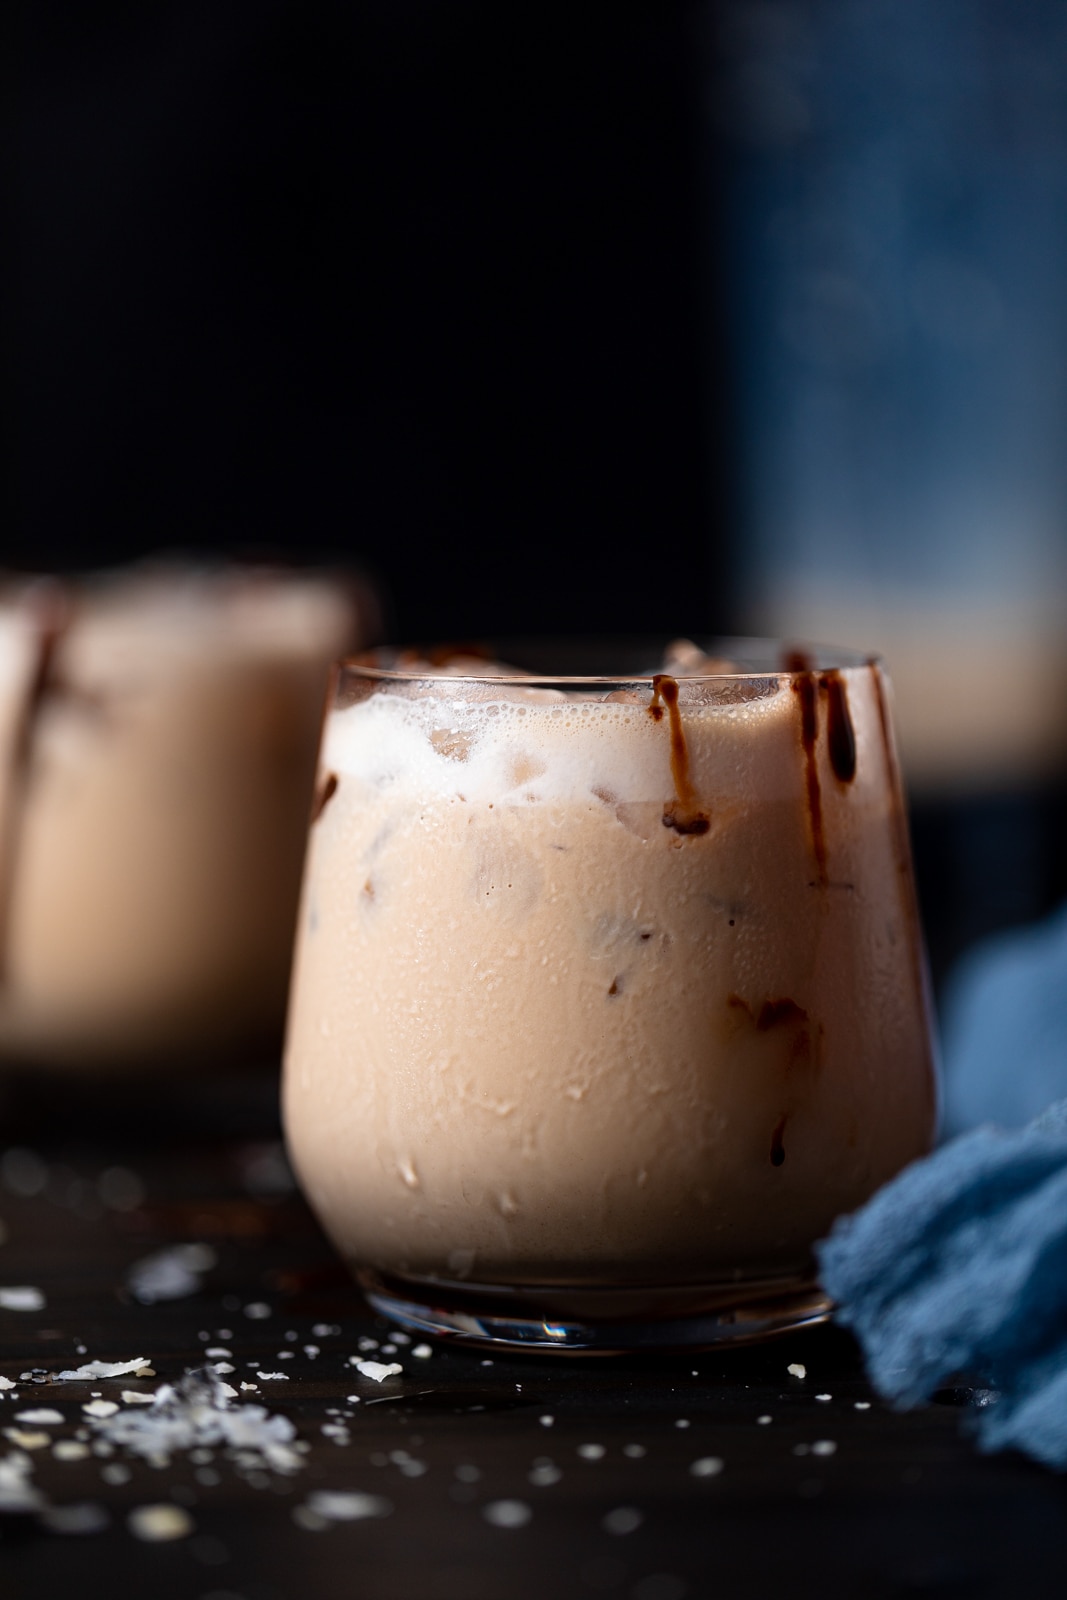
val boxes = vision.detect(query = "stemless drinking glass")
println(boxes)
[283,641,937,1352]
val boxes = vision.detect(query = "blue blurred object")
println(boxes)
[941,901,1067,1137]
[818,1099,1067,1470]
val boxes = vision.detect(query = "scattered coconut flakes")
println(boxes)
[120,1391,156,1406]
[127,1503,194,1542]
[787,1363,807,1379]
[483,1499,532,1529]
[100,1463,131,1485]
[240,1383,258,1392]
[40,1501,110,1535]
[690,1457,724,1478]
[85,1368,303,1475]
[529,1462,562,1486]
[255,1372,289,1382]
[603,1507,644,1536]
[205,1348,231,1359]
[303,1490,392,1522]
[53,1441,91,1461]
[811,1440,838,1456]
[0,1377,15,1392]
[0,1449,44,1512]
[757,1415,773,1425]
[351,1360,402,1383]
[56,1358,153,1381]
[126,1244,217,1305]
[815,1393,832,1403]
[854,1401,871,1411]
[4,1429,50,1450]
[674,1419,690,1429]
[577,1443,605,1461]
[211,1363,235,1375]
[244,1302,272,1320]
[622,1444,646,1459]
[83,1401,119,1419]
[412,1343,433,1359]
[0,1287,45,1313]
[539,1415,554,1428]
[16,1409,63,1425]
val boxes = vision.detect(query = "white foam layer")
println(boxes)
[322,683,794,806]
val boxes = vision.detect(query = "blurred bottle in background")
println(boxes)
[711,0,1067,984]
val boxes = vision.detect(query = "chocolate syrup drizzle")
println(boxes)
[647,674,710,836]
[0,583,73,982]
[782,651,857,885]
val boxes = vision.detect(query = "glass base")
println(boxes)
[359,1269,832,1355]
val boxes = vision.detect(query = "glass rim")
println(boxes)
[337,636,881,686]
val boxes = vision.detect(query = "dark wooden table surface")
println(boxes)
[1,1068,1064,1600]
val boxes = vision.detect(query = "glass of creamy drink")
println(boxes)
[284,641,937,1352]
[0,563,375,1069]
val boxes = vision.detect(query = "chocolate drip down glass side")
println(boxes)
[282,641,937,1352]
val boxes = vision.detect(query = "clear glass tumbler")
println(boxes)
[283,641,937,1352]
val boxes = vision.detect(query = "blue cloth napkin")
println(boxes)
[941,900,1067,1137]
[817,1098,1067,1469]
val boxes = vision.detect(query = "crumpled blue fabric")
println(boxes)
[941,900,1067,1137]
[817,1098,1067,1469]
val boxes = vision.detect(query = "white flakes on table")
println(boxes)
[351,1359,403,1383]
[255,1373,289,1382]
[83,1401,119,1419]
[689,1457,724,1478]
[243,1302,272,1320]
[787,1363,807,1380]
[211,1363,235,1375]
[357,1337,379,1352]
[126,1244,217,1305]
[53,1441,91,1461]
[539,1415,554,1428]
[100,1463,131,1486]
[275,1351,295,1360]
[577,1443,606,1461]
[623,1444,646,1459]
[0,1287,45,1313]
[674,1419,690,1429]
[854,1401,871,1411]
[815,1393,832,1403]
[757,1415,772,1425]
[86,1368,304,1475]
[483,1499,532,1529]
[40,1501,110,1535]
[240,1383,258,1392]
[127,1503,195,1542]
[56,1358,153,1381]
[528,1460,562,1486]
[811,1440,838,1457]
[0,1449,44,1512]
[205,1348,232,1359]
[603,1506,644,1536]
[16,1409,63,1426]
[412,1344,433,1360]
[3,1429,50,1450]
[0,1377,15,1392]
[305,1489,392,1522]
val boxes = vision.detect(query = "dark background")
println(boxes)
[13,1,726,642]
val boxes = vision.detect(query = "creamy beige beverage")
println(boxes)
[284,644,936,1339]
[0,565,374,1066]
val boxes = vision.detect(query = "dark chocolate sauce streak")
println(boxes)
[820,670,856,784]
[789,669,826,885]
[756,998,808,1032]
[770,1115,787,1167]
[311,771,339,822]
[647,674,710,836]
[0,583,73,983]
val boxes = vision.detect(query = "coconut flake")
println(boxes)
[56,1358,153,1381]
[0,1287,45,1313]
[127,1503,194,1542]
[15,1409,63,1426]
[87,1368,303,1475]
[0,1450,44,1512]
[351,1360,403,1383]
[126,1245,217,1305]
